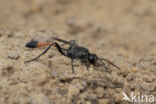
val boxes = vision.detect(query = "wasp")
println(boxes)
[25,37,120,73]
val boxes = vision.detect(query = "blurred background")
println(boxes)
[0,0,156,57]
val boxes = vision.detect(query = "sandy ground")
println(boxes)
[0,0,156,104]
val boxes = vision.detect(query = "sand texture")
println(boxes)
[0,0,156,104]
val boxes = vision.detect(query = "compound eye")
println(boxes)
[89,55,94,60]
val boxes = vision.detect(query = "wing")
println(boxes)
[52,37,69,44]
[52,37,77,46]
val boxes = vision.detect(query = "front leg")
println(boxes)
[80,59,90,71]
[99,60,108,72]
[85,62,89,71]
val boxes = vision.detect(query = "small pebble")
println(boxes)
[58,88,68,95]
[85,101,92,104]
[114,93,123,103]
[30,32,50,42]
[86,93,97,101]
[0,30,13,37]
[94,87,104,98]
[51,71,60,78]
[99,99,109,104]
[2,65,14,76]
[88,80,98,89]
[74,81,87,92]
[137,58,151,70]
[126,73,136,81]
[68,85,79,96]
[142,75,154,83]
[8,51,20,60]
[140,82,150,91]
[30,93,53,104]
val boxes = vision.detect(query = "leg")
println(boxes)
[25,42,68,63]
[55,43,77,73]
[80,59,89,71]
[54,42,67,56]
[85,64,89,71]
[103,62,108,72]
[99,60,108,72]
[71,59,75,73]
[84,62,89,71]
[25,44,53,63]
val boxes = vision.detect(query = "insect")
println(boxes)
[25,37,120,73]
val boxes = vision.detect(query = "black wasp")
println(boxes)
[25,37,120,73]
